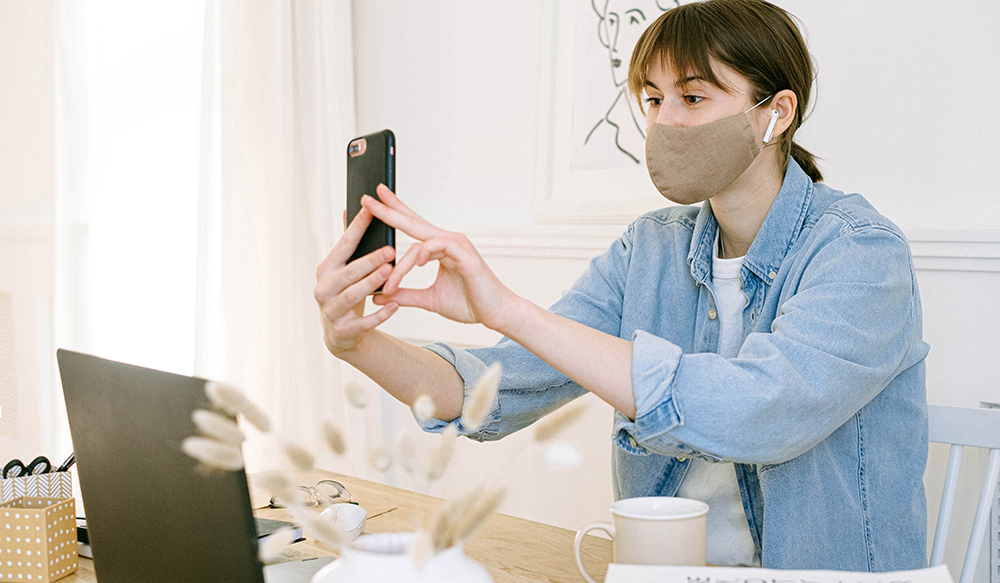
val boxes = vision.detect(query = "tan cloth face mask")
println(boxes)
[645,97,779,205]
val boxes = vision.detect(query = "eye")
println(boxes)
[643,96,663,107]
[629,15,641,25]
[683,95,704,105]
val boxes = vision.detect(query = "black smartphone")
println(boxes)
[346,129,395,266]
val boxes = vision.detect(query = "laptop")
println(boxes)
[57,349,332,583]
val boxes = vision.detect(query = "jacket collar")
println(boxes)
[688,159,814,286]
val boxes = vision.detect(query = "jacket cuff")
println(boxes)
[411,343,501,439]
[616,331,722,461]
[631,329,684,436]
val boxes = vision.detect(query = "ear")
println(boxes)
[768,89,798,141]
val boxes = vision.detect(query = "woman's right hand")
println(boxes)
[314,207,399,356]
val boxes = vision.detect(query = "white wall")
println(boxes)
[352,0,1000,578]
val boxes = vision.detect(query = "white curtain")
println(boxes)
[206,0,357,458]
[0,0,358,463]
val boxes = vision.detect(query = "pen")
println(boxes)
[56,452,75,473]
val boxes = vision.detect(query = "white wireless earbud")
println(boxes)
[763,109,780,144]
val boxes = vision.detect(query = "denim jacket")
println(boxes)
[419,160,929,571]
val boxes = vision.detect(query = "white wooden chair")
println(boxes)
[928,404,1000,583]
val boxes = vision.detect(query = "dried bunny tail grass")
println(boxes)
[451,485,506,544]
[544,441,583,469]
[395,431,418,475]
[425,424,458,481]
[181,436,244,471]
[428,493,464,552]
[240,400,272,433]
[256,471,295,503]
[203,381,271,432]
[191,409,245,445]
[410,530,434,570]
[258,526,297,563]
[321,419,347,455]
[367,445,392,472]
[412,395,436,424]
[533,400,588,443]
[283,442,315,472]
[344,380,370,409]
[429,484,504,551]
[461,363,501,431]
[204,381,247,416]
[289,506,348,549]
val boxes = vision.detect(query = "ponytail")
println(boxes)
[789,142,822,183]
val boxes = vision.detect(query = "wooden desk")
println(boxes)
[65,471,612,583]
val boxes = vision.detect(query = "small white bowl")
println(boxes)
[318,503,367,540]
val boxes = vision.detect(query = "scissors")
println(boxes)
[2,456,53,479]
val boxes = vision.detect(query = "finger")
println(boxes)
[316,245,394,303]
[362,194,443,242]
[376,184,419,218]
[375,287,435,313]
[382,242,423,295]
[318,207,375,276]
[324,262,393,318]
[342,209,347,229]
[334,302,399,337]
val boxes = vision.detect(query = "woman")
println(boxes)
[314,0,928,571]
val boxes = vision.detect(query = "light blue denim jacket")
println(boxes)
[419,160,929,571]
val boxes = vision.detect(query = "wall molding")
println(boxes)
[405,224,1000,274]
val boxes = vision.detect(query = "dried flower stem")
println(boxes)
[428,484,505,552]
[413,395,436,424]
[321,419,348,455]
[181,436,244,471]
[533,400,588,442]
[191,409,245,445]
[425,424,458,482]
[259,527,297,563]
[461,363,501,431]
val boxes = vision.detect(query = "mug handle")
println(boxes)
[574,522,615,583]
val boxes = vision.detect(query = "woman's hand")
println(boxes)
[314,206,399,355]
[366,184,519,332]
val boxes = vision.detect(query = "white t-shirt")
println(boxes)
[675,235,759,567]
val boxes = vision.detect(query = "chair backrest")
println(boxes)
[928,404,1000,583]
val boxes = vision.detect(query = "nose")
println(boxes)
[654,103,685,128]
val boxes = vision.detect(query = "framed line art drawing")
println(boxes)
[533,0,687,224]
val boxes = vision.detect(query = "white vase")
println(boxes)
[310,532,493,583]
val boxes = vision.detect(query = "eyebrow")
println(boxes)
[644,77,707,91]
[626,8,646,19]
[675,76,707,87]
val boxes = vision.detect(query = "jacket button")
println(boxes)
[676,456,687,462]
[769,270,777,279]
[628,436,639,448]
[708,309,717,320]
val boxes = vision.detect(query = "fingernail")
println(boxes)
[382,247,393,260]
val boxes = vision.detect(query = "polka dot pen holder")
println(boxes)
[0,497,78,582]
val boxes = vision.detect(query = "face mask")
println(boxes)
[645,97,779,205]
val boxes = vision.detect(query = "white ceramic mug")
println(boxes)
[573,497,709,583]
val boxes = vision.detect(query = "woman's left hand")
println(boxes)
[365,184,520,332]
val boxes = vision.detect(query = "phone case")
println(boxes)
[346,129,395,264]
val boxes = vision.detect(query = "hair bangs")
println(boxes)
[628,4,730,111]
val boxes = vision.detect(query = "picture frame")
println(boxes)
[532,0,682,224]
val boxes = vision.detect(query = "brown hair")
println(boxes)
[628,0,823,182]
